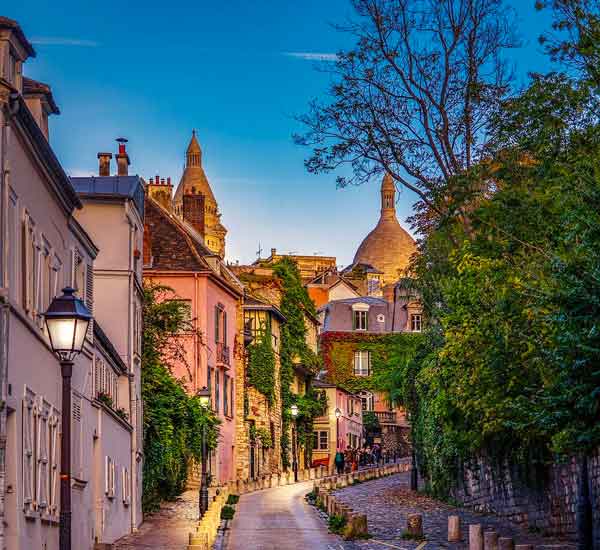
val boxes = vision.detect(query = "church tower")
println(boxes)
[173,131,227,257]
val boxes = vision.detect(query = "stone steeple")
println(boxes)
[173,131,226,257]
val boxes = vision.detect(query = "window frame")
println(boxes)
[353,350,371,377]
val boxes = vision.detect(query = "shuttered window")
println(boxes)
[72,394,83,481]
[22,389,36,515]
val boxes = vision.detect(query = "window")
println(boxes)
[105,456,116,498]
[353,310,368,331]
[411,314,422,332]
[215,304,227,344]
[122,467,131,506]
[230,383,234,419]
[22,213,37,316]
[359,391,374,411]
[215,370,220,413]
[22,389,60,520]
[223,375,229,417]
[353,351,371,376]
[312,430,329,451]
[207,366,213,402]
[94,355,119,408]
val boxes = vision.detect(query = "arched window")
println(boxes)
[358,391,374,411]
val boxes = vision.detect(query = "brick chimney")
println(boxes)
[146,173,173,211]
[97,152,112,176]
[183,193,205,236]
[115,137,130,176]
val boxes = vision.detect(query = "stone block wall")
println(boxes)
[451,447,600,544]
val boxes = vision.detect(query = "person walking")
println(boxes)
[334,449,345,475]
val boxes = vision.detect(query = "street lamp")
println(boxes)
[334,407,341,454]
[44,287,92,550]
[197,386,211,519]
[290,404,299,482]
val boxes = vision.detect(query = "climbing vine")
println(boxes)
[321,331,424,397]
[247,328,276,403]
[271,258,321,468]
[142,283,220,512]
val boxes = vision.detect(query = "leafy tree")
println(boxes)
[142,283,220,512]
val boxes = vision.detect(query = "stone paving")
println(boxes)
[224,481,343,550]
[114,490,198,549]
[331,471,576,550]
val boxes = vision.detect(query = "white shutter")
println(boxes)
[22,389,36,514]
[37,399,50,512]
[71,394,82,480]
[48,408,60,517]
[85,264,94,340]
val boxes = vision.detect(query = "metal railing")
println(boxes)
[217,342,230,367]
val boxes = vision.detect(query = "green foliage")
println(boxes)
[142,283,220,512]
[328,514,347,535]
[226,494,240,505]
[391,8,600,498]
[362,411,380,438]
[247,330,276,403]
[220,505,236,520]
[322,332,424,397]
[255,427,273,449]
[271,258,321,467]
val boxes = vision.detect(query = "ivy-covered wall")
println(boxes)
[321,331,423,396]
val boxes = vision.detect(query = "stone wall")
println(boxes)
[451,448,600,544]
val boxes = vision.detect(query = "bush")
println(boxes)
[221,505,236,520]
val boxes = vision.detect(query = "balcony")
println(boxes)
[217,342,230,367]
[372,410,411,428]
[373,411,398,425]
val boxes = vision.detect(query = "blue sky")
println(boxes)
[10,1,554,265]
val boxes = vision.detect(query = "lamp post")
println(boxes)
[43,287,92,550]
[290,404,299,482]
[197,386,211,519]
[334,407,341,452]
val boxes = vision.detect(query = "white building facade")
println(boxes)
[0,16,142,549]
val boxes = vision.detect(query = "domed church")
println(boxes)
[350,174,416,287]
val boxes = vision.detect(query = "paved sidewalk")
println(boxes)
[332,472,575,550]
[224,481,343,550]
[114,490,198,549]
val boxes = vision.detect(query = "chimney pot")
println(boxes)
[271,248,276,257]
[149,177,154,185]
[161,178,165,185]
[115,138,130,176]
[167,177,171,186]
[97,152,113,177]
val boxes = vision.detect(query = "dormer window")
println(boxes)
[353,310,368,331]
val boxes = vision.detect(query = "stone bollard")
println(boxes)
[514,546,533,550]
[469,524,483,550]
[406,514,423,538]
[448,515,461,542]
[343,513,369,540]
[498,538,514,550]
[484,531,498,550]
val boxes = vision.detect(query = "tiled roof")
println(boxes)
[71,175,145,219]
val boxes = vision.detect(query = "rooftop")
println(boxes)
[70,175,145,219]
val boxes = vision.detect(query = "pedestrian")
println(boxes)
[334,449,345,475]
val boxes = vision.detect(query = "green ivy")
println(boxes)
[271,258,320,468]
[142,283,220,512]
[247,329,276,403]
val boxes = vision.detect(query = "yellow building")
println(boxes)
[172,131,227,257]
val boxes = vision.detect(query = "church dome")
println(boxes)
[352,174,416,285]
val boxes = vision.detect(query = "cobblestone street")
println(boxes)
[114,490,198,549]
[331,471,576,550]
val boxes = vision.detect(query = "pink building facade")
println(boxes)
[311,381,363,472]
[143,196,243,483]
